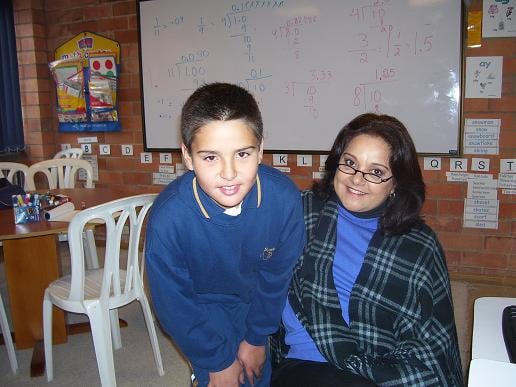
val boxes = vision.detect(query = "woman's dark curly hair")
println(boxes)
[313,113,425,235]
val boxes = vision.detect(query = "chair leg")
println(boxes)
[0,294,18,374]
[83,228,100,269]
[139,295,165,376]
[86,302,117,387]
[109,309,122,350]
[42,290,54,381]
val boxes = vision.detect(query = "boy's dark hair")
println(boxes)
[314,113,425,235]
[180,82,263,150]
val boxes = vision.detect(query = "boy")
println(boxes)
[145,83,305,387]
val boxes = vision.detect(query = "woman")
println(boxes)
[271,113,463,386]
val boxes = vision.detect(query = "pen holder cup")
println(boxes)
[12,194,41,224]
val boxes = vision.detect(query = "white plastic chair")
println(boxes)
[27,158,98,268]
[53,148,83,159]
[0,293,18,374]
[26,158,93,191]
[53,148,84,185]
[43,194,164,386]
[0,161,29,190]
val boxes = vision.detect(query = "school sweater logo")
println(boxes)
[261,247,275,261]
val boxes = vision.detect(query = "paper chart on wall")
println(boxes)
[483,0,516,38]
[465,56,503,98]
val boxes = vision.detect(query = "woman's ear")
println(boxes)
[181,143,194,171]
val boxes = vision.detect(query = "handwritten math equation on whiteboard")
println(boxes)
[139,0,461,154]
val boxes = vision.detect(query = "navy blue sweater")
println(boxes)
[146,164,305,372]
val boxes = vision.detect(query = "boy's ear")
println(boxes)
[181,143,194,171]
[257,139,264,163]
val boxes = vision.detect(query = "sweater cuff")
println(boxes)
[208,353,237,373]
[244,332,268,347]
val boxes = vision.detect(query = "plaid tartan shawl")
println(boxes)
[271,190,463,387]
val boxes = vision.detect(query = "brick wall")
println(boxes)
[13,0,515,278]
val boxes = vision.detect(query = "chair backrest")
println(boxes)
[67,194,157,304]
[26,158,93,191]
[0,162,29,190]
[53,148,84,185]
[53,148,83,159]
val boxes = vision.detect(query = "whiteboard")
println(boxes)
[138,0,463,154]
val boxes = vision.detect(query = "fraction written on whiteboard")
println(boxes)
[138,0,462,154]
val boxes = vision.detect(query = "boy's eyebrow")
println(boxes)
[195,145,258,155]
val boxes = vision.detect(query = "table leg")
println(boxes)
[3,235,67,376]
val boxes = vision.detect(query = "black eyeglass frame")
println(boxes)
[337,163,394,184]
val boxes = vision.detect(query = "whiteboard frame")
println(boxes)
[137,0,465,156]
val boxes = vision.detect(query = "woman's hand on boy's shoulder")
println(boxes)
[237,340,266,386]
[208,359,244,387]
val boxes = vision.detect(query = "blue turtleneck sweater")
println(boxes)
[282,203,380,362]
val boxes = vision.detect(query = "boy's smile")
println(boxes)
[182,119,263,209]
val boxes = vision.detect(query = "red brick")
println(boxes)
[120,43,139,60]
[69,21,99,36]
[499,129,516,149]
[485,236,514,253]
[123,172,151,185]
[46,24,70,39]
[18,50,37,65]
[425,216,462,232]
[483,268,513,277]
[500,202,516,219]
[98,171,124,185]
[463,98,489,111]
[13,0,44,12]
[26,131,43,144]
[113,1,136,16]
[11,0,516,281]
[83,4,113,19]
[104,157,137,170]
[489,95,516,112]
[20,91,50,105]
[16,8,45,24]
[437,199,464,217]
[510,255,516,269]
[114,30,137,44]
[22,104,51,119]
[15,23,35,37]
[99,17,129,32]
[444,250,460,268]
[104,132,137,145]
[128,15,138,30]
[462,251,508,269]
[438,232,483,251]
[15,10,34,24]
[120,116,142,131]
[118,87,140,101]
[421,199,437,216]
[476,38,516,55]
[43,0,72,11]
[457,266,483,275]
[119,57,140,77]
[505,57,516,74]
[426,182,465,200]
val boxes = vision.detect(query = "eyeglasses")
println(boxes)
[337,164,393,184]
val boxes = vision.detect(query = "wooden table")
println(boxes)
[0,187,160,377]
